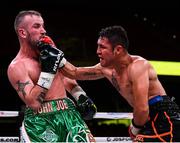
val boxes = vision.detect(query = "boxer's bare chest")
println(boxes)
[110,69,133,104]
[25,59,41,84]
[25,58,66,98]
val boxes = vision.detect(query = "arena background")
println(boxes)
[0,0,179,138]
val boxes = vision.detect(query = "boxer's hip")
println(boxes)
[149,95,180,119]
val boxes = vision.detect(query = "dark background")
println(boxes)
[0,0,180,137]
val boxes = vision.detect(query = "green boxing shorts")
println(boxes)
[20,98,96,142]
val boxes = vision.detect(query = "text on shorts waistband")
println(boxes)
[34,99,69,114]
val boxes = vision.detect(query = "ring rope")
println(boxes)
[0,111,133,119]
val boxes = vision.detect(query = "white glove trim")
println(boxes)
[130,122,141,136]
[59,57,67,68]
[37,72,55,89]
[70,85,86,101]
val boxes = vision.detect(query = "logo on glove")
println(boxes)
[53,52,63,72]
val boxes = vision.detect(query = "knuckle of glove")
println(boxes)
[37,41,51,52]
[37,36,56,51]
[40,36,55,46]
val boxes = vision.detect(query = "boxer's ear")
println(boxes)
[18,28,27,38]
[114,45,123,55]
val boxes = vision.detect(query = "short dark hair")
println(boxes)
[14,10,41,33]
[99,25,129,50]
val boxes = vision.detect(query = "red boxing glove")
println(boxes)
[37,36,57,52]
[39,35,55,46]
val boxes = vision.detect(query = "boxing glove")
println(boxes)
[128,119,143,140]
[71,86,97,120]
[38,36,66,68]
[77,94,97,120]
[37,36,64,89]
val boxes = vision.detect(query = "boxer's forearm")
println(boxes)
[133,109,149,126]
[61,61,104,80]
[24,85,47,110]
[60,61,78,79]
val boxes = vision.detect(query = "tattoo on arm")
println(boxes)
[111,73,120,92]
[83,72,99,79]
[83,72,96,75]
[16,80,30,97]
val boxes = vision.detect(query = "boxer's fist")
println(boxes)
[77,94,97,120]
[37,36,66,69]
[37,35,56,49]
[37,36,64,89]
[39,45,64,74]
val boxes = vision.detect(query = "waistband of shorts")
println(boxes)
[148,95,165,105]
[25,98,76,116]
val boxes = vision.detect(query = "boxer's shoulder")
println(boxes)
[7,56,35,80]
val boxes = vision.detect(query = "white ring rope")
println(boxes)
[0,111,19,117]
[94,112,133,119]
[0,111,133,119]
